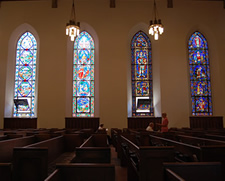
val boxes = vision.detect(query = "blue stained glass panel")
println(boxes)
[18,66,32,80]
[190,65,210,81]
[14,32,37,117]
[73,31,94,117]
[77,98,90,113]
[77,65,91,80]
[135,50,148,64]
[77,81,90,96]
[136,81,149,96]
[78,50,90,64]
[131,31,153,116]
[188,31,212,115]
[189,50,208,65]
[191,81,209,96]
[135,65,148,80]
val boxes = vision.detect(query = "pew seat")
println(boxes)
[163,162,223,181]
[45,163,115,181]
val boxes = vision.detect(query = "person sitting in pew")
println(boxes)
[98,124,111,144]
[146,122,154,132]
[157,112,169,132]
[98,124,104,130]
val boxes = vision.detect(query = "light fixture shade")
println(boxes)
[148,0,164,40]
[66,0,80,41]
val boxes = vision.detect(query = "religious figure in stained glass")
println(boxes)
[131,31,154,116]
[188,32,212,115]
[73,31,94,117]
[14,32,37,117]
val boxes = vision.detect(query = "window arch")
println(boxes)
[73,31,94,117]
[14,32,37,117]
[188,31,212,115]
[131,31,154,116]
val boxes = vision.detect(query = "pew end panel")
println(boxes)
[0,163,12,181]
[164,168,185,181]
[45,163,115,181]
[0,135,36,163]
[138,146,175,181]
[73,147,111,163]
[163,162,223,181]
[63,134,84,152]
[13,147,48,181]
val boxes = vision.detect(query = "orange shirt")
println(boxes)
[161,118,168,132]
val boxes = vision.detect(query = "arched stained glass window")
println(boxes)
[188,31,212,115]
[73,31,94,117]
[14,32,37,117]
[131,31,154,116]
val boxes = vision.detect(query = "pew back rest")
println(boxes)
[163,162,223,181]
[45,163,115,181]
[75,147,111,163]
[93,134,108,147]
[80,134,108,147]
[164,168,185,181]
[0,135,35,162]
[0,163,12,181]
[13,148,48,181]
[177,134,225,146]
[25,135,65,163]
[74,134,110,163]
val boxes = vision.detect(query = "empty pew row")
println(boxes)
[45,134,115,181]
[0,134,59,181]
[13,134,84,181]
[119,134,175,181]
[175,134,225,146]
[72,134,111,163]
[163,162,223,181]
[45,163,115,181]
[150,135,225,176]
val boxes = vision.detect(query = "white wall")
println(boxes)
[0,0,224,129]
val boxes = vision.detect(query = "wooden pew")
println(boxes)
[117,133,138,166]
[150,135,225,168]
[44,163,115,181]
[176,134,225,146]
[0,163,12,181]
[111,128,122,152]
[0,135,36,163]
[163,162,223,181]
[72,134,111,163]
[12,134,84,181]
[0,134,53,181]
[120,135,175,181]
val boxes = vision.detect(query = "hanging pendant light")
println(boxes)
[148,0,164,40]
[66,0,80,41]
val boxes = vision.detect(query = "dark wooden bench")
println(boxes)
[120,135,175,181]
[0,163,12,181]
[176,134,225,146]
[0,134,54,181]
[44,163,115,181]
[12,134,84,181]
[111,128,122,152]
[0,135,36,163]
[72,134,111,163]
[150,135,225,167]
[163,162,223,181]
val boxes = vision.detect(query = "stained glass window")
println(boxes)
[188,31,212,115]
[14,32,37,117]
[73,31,94,117]
[131,31,154,116]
